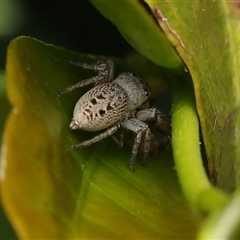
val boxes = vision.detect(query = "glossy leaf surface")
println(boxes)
[0,72,17,239]
[0,37,198,239]
[145,1,240,192]
[91,1,183,71]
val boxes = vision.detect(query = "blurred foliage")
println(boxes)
[0,71,17,239]
[0,1,25,37]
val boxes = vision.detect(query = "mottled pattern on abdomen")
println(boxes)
[72,83,128,131]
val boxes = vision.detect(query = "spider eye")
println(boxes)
[144,89,149,96]
[131,71,137,77]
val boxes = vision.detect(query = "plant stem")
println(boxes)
[171,77,229,215]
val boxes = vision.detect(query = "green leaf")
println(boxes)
[0,37,198,238]
[0,72,17,239]
[0,72,11,141]
[145,1,240,192]
[90,1,183,71]
[171,76,228,215]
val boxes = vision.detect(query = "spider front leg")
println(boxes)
[135,108,171,154]
[58,59,114,96]
[135,108,170,132]
[121,118,151,172]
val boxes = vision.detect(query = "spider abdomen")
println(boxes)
[71,83,128,131]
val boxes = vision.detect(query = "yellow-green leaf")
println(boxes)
[0,37,198,239]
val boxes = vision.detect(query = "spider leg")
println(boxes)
[58,75,100,96]
[141,127,151,166]
[121,119,150,172]
[69,59,114,85]
[68,59,113,74]
[112,129,124,148]
[58,60,114,96]
[72,124,120,148]
[135,108,170,132]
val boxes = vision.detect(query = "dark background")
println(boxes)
[0,1,134,70]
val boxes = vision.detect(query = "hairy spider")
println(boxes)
[58,60,169,172]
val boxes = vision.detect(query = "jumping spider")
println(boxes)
[58,59,169,172]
